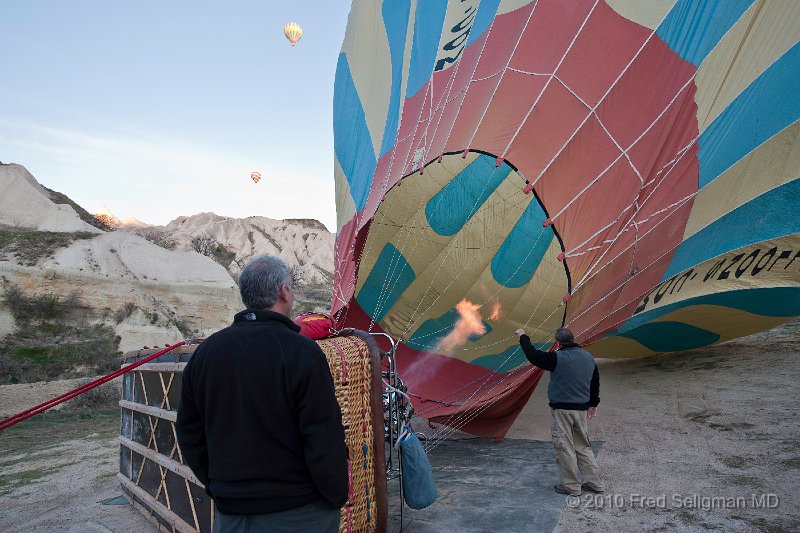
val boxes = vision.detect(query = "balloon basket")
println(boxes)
[117,332,391,532]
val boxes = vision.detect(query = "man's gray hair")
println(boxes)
[555,328,574,344]
[238,255,292,309]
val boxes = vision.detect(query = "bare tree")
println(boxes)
[190,234,216,257]
[289,264,306,289]
[135,228,177,250]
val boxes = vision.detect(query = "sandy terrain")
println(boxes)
[1,322,798,532]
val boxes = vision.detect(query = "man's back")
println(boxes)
[177,309,348,515]
[548,346,596,407]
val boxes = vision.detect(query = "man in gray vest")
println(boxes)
[515,327,604,496]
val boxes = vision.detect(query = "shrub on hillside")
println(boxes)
[212,244,236,268]
[114,302,137,324]
[0,230,95,266]
[190,234,216,256]
[3,284,81,323]
[134,228,177,250]
[0,323,122,384]
[62,380,120,412]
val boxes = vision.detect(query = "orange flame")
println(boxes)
[437,299,486,353]
[488,301,502,322]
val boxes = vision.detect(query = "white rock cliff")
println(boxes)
[0,163,241,352]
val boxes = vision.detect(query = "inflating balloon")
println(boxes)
[284,22,302,46]
[332,0,800,438]
[250,171,261,184]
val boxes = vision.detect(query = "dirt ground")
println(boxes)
[1,322,798,532]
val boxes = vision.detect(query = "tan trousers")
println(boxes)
[550,409,604,492]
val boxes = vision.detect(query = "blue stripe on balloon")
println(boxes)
[333,53,378,212]
[491,198,553,288]
[380,0,412,157]
[405,0,448,98]
[618,322,720,352]
[356,243,416,323]
[471,344,525,372]
[466,0,502,47]
[618,287,800,335]
[663,178,800,279]
[656,0,754,67]
[698,43,800,188]
[426,154,513,236]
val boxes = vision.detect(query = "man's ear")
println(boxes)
[279,284,292,302]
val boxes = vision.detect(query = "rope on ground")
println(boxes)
[0,341,187,431]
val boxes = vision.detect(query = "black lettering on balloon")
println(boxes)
[443,30,470,52]
[784,250,800,270]
[451,6,476,35]
[633,294,650,315]
[434,5,476,71]
[435,48,465,70]
[767,250,792,271]
[674,269,694,293]
[735,249,760,278]
[718,253,745,280]
[653,276,677,304]
[703,258,726,282]
[751,247,776,276]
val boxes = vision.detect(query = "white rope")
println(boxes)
[416,267,564,434]
[463,0,541,150]
[401,210,558,348]
[571,135,699,291]
[358,4,505,331]
[500,0,601,160]
[411,265,563,419]
[567,195,699,329]
[354,80,436,331]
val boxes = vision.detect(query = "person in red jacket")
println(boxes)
[177,255,348,532]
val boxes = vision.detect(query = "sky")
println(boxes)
[0,1,351,231]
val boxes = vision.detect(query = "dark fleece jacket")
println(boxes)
[518,335,600,410]
[176,309,348,515]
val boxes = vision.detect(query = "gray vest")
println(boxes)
[547,347,595,405]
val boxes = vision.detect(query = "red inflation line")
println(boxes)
[0,341,186,432]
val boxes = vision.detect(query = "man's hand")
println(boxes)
[515,328,526,337]
[587,407,597,420]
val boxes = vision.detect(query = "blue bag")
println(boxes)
[398,426,437,509]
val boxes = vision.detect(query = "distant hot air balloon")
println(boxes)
[284,22,302,46]
[250,171,261,184]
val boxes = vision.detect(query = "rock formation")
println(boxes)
[0,163,240,353]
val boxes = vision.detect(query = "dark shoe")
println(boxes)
[554,484,581,496]
[581,482,605,493]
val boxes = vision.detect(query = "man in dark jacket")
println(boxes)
[177,255,348,532]
[516,327,604,497]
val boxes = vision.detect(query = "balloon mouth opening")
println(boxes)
[351,149,572,354]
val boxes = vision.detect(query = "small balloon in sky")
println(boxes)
[284,22,302,46]
[250,171,261,184]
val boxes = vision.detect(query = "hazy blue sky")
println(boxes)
[0,1,351,230]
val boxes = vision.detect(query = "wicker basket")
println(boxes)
[118,331,387,533]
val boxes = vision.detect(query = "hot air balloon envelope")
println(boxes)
[284,22,302,46]
[332,0,800,439]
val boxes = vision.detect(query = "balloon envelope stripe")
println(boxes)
[334,54,379,211]
[664,177,800,279]
[656,0,755,67]
[697,42,800,188]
